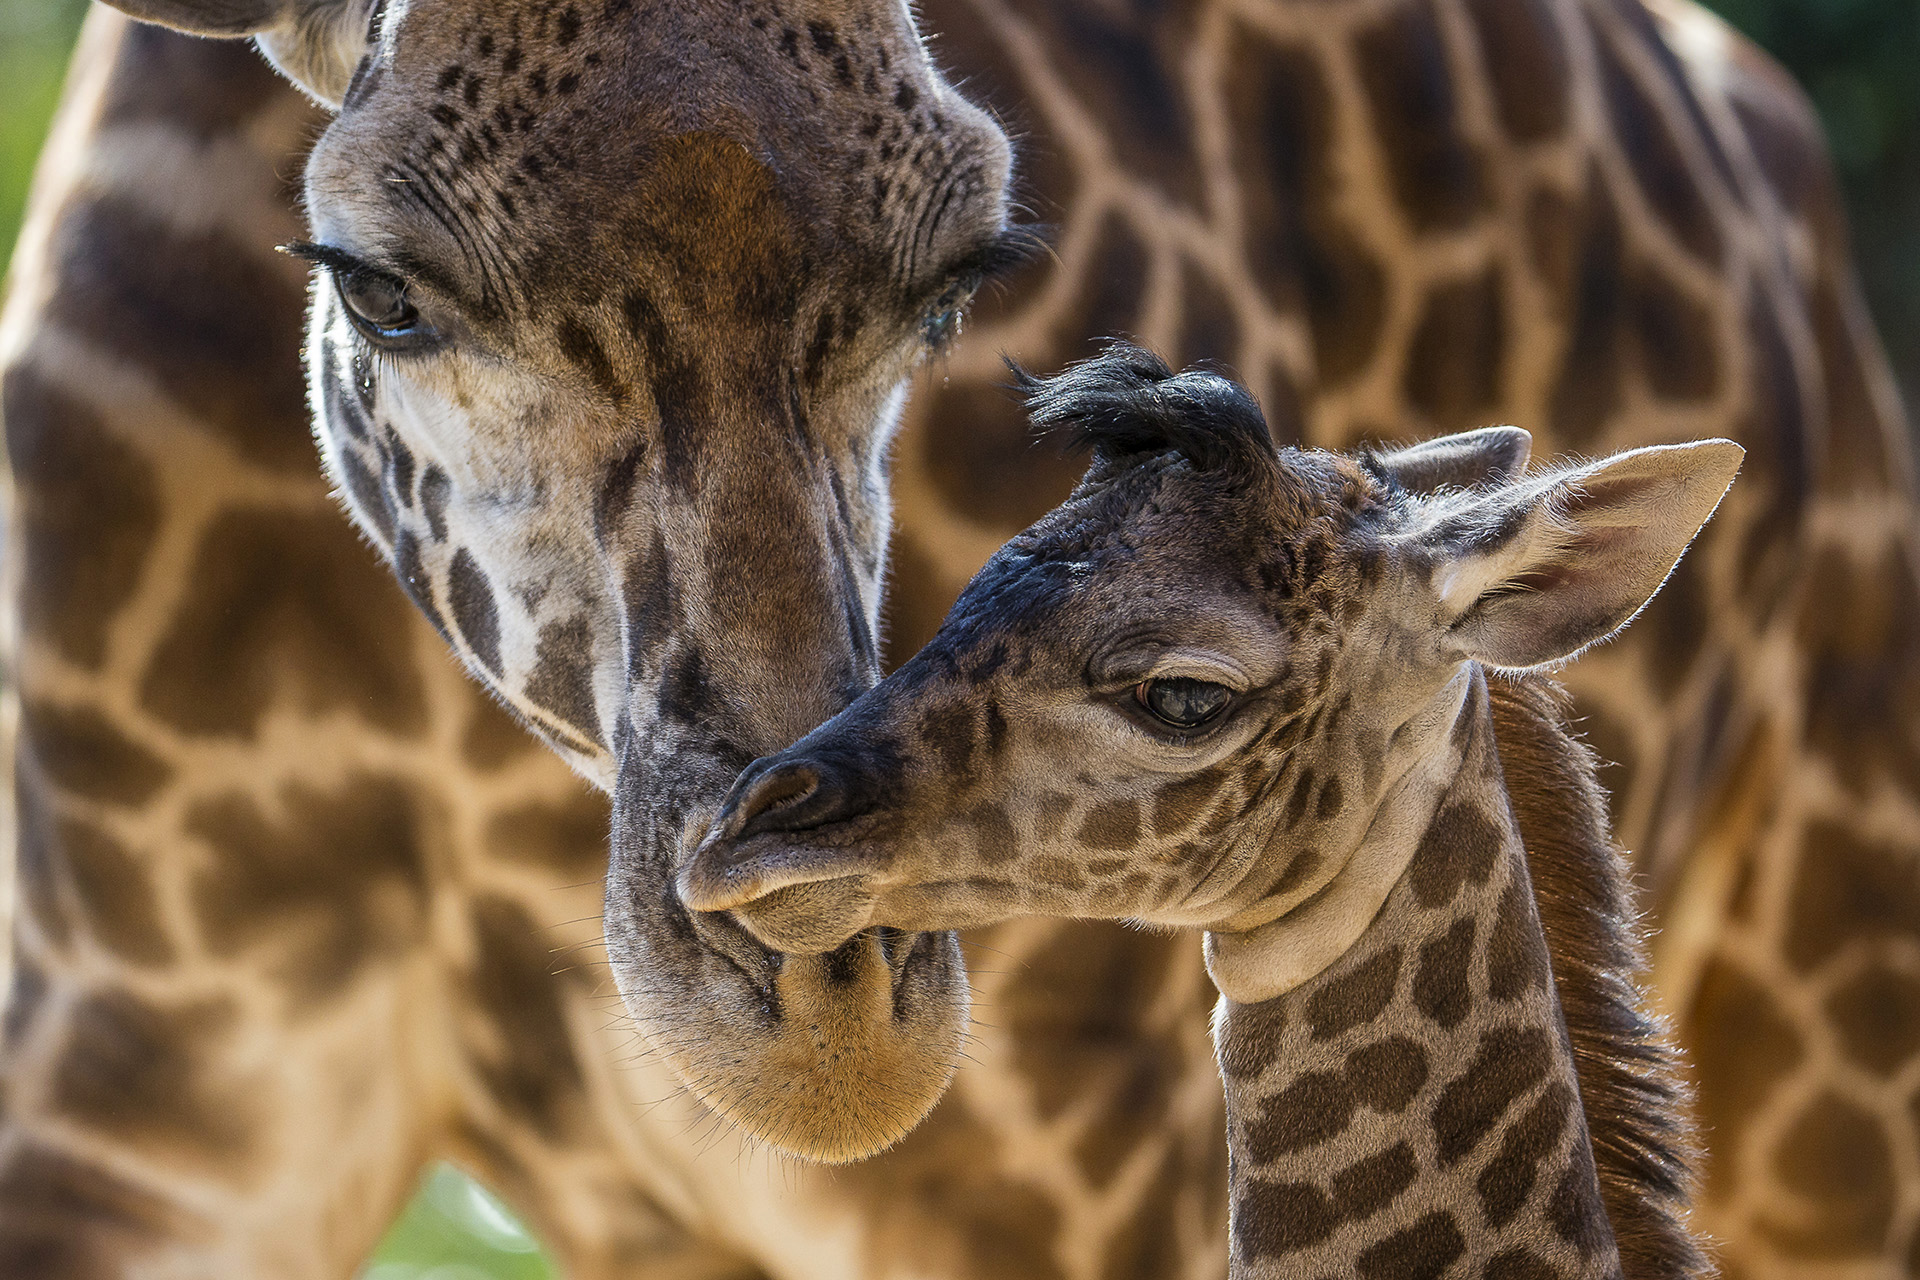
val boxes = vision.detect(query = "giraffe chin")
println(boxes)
[608,854,965,1164]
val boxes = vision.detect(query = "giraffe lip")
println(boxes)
[677,821,888,915]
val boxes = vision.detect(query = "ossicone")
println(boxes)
[1008,341,1276,478]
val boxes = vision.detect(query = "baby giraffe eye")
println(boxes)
[1135,677,1232,729]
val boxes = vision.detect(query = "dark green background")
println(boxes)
[1,0,1914,1274]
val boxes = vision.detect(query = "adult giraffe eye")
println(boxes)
[1136,677,1232,729]
[337,268,422,338]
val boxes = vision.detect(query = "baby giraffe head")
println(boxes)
[684,345,1741,1002]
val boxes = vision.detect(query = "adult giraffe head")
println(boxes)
[107,0,1019,1160]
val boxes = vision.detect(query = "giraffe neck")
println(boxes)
[1214,674,1623,1280]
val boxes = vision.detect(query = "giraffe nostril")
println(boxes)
[733,762,824,839]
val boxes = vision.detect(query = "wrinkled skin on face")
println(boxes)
[682,349,1743,1000]
[109,0,1015,1160]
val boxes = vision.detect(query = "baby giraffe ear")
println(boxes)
[103,0,374,106]
[1371,426,1533,494]
[1413,439,1744,670]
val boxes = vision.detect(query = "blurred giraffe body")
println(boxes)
[687,348,1740,1278]
[0,0,1915,1275]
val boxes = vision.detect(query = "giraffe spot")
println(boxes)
[1759,1093,1893,1257]
[1034,792,1076,842]
[1484,1247,1565,1280]
[1097,1149,1188,1280]
[1242,1069,1354,1160]
[1048,210,1152,363]
[1353,0,1488,232]
[13,780,72,950]
[52,991,255,1172]
[919,378,1083,534]
[1236,1179,1339,1257]
[1306,945,1402,1040]
[1078,798,1140,851]
[447,548,504,677]
[392,528,451,642]
[1409,803,1502,908]
[1177,261,1239,368]
[462,685,543,769]
[1068,1035,1181,1191]
[1630,266,1719,402]
[188,776,432,1005]
[966,803,1020,867]
[1592,20,1721,264]
[1217,995,1289,1080]
[1151,769,1229,837]
[1538,171,1627,448]
[1283,766,1316,827]
[1031,857,1088,893]
[335,439,394,547]
[384,429,417,504]
[419,464,453,541]
[3,363,164,670]
[1826,965,1920,1078]
[19,701,171,808]
[1685,957,1803,1193]
[1809,268,1895,493]
[1486,876,1550,1001]
[1356,1210,1466,1280]
[0,1140,192,1278]
[3,947,47,1049]
[101,20,295,138]
[1003,924,1183,1120]
[1025,0,1201,208]
[1477,1081,1573,1227]
[843,1090,1070,1280]
[1330,1140,1418,1220]
[43,196,313,473]
[1314,774,1345,821]
[1784,821,1920,973]
[1795,545,1920,798]
[1463,0,1569,143]
[1547,1160,1611,1256]
[1347,1034,1430,1112]
[1225,32,1385,385]
[524,615,603,745]
[1730,305,1809,613]
[1432,1025,1552,1165]
[1403,266,1507,429]
[658,645,719,726]
[485,797,609,878]
[1269,844,1322,897]
[50,816,172,968]
[466,896,588,1142]
[140,511,428,739]
[1413,917,1475,1028]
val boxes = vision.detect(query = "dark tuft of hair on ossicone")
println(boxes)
[1006,341,1276,477]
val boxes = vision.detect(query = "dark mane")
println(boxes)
[1488,674,1706,1280]
[1008,342,1275,477]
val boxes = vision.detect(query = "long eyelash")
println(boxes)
[278,240,370,276]
[951,223,1051,293]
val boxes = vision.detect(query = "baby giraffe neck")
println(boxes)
[1214,672,1622,1280]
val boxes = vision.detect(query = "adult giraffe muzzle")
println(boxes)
[103,0,1020,1161]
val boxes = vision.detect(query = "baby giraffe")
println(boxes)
[683,347,1738,1280]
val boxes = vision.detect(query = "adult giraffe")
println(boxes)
[0,5,1912,1280]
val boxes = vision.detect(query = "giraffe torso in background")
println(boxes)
[0,3,1914,1280]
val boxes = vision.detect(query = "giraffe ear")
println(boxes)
[103,0,373,107]
[1412,439,1744,670]
[1371,427,1532,494]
